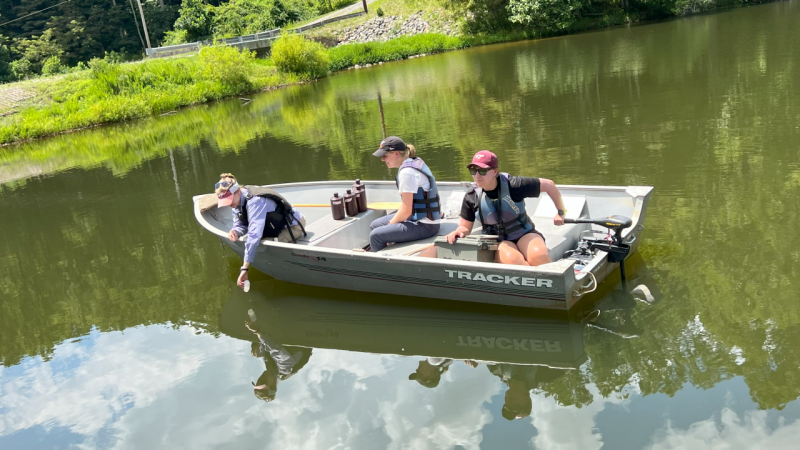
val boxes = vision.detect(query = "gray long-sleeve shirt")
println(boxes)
[231,187,303,263]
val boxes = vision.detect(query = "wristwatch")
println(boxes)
[557,209,567,216]
[240,267,249,272]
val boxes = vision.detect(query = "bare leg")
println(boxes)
[495,240,530,266]
[516,233,551,266]
[417,246,438,258]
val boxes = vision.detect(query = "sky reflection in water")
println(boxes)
[2,1,800,448]
[2,316,800,449]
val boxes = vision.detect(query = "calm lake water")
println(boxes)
[2,2,800,448]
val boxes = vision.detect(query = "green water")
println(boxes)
[2,2,800,448]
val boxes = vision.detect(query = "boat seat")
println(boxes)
[531,195,591,261]
[377,236,439,256]
[436,217,462,235]
[300,209,387,247]
[379,225,484,257]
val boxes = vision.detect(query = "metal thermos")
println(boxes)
[352,179,367,213]
[344,190,359,217]
[330,192,345,220]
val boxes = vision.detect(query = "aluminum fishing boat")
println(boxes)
[193,180,654,310]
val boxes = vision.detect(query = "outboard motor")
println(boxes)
[564,215,633,284]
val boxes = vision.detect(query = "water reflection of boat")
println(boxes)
[195,181,653,310]
[219,273,659,369]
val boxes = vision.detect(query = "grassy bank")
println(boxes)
[0,47,304,145]
[0,0,774,146]
[0,29,536,146]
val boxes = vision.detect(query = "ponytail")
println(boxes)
[405,144,416,158]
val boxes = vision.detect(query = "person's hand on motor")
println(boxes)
[229,229,239,242]
[237,270,249,288]
[447,230,465,244]
[553,212,565,226]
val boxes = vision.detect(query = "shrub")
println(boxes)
[41,56,66,76]
[198,45,254,92]
[377,7,384,17]
[163,29,189,46]
[270,33,330,78]
[88,58,126,95]
[0,39,13,82]
[10,59,33,80]
[506,0,583,33]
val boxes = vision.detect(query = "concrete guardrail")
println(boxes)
[145,11,365,58]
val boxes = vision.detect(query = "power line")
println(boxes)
[0,0,73,28]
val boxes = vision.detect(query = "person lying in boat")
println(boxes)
[424,151,567,266]
[214,173,307,288]
[368,136,441,252]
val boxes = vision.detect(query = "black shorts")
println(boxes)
[507,230,545,246]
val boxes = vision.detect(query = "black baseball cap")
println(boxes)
[373,136,407,157]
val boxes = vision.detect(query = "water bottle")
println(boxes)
[243,280,250,292]
[344,190,359,217]
[331,192,345,220]
[352,179,367,213]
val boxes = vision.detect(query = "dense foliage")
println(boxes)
[0,0,771,82]
[0,0,181,80]
[270,33,330,78]
[0,0,335,81]
[453,0,763,33]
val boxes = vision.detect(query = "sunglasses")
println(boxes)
[469,167,492,176]
[215,180,235,189]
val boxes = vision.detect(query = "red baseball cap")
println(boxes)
[468,150,498,169]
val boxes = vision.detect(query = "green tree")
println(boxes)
[11,29,64,77]
[506,0,583,33]
[0,35,13,82]
[174,0,216,41]
[212,0,314,38]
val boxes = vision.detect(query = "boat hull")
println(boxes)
[197,180,654,310]
[222,238,577,309]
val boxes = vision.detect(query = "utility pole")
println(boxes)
[377,92,386,139]
[135,0,152,50]
[362,0,368,14]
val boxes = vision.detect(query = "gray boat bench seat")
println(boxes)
[376,217,478,256]
[298,208,387,249]
[379,195,590,258]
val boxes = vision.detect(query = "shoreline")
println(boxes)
[0,2,776,148]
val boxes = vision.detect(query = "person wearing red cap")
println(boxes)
[441,150,567,266]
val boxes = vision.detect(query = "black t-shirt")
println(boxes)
[461,176,541,222]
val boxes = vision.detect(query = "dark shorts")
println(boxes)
[506,230,545,246]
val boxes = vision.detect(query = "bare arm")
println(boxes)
[539,178,566,226]
[447,218,474,243]
[390,192,414,224]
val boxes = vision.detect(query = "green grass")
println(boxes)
[0,30,540,145]
[0,47,303,145]
[328,31,535,71]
